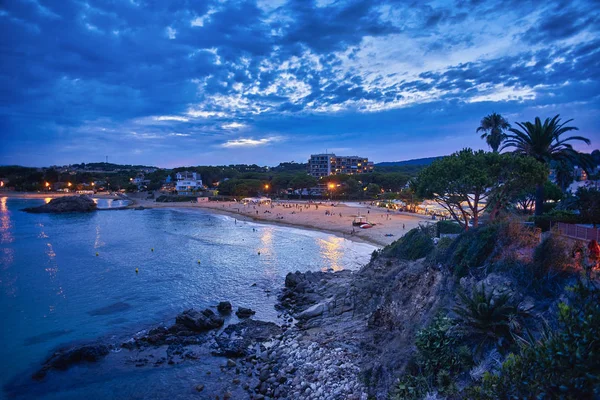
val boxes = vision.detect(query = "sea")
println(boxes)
[0,197,376,399]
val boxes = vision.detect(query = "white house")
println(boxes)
[176,171,203,194]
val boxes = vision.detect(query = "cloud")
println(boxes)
[220,137,279,148]
[155,116,190,122]
[221,122,247,129]
[0,0,598,167]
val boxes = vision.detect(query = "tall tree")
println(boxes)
[477,113,511,152]
[501,115,591,215]
[415,149,547,230]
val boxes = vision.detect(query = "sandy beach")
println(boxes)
[129,195,433,247]
[1,192,434,246]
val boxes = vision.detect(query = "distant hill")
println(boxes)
[376,156,444,167]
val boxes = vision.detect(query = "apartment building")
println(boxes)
[308,153,374,177]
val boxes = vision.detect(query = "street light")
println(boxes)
[328,183,335,201]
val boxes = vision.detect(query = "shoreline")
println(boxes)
[2,192,433,247]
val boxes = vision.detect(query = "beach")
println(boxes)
[129,195,433,247]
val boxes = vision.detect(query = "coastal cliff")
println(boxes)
[22,195,97,213]
[14,221,599,399]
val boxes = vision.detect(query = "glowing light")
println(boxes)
[45,182,50,187]
[328,183,335,190]
[67,182,72,187]
[264,184,269,190]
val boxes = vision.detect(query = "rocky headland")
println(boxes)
[16,221,600,399]
[22,195,97,213]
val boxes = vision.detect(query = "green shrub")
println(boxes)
[389,373,429,400]
[530,210,582,231]
[383,226,434,260]
[470,280,600,399]
[448,224,500,277]
[426,236,454,267]
[415,315,471,375]
[436,220,463,236]
[532,234,572,278]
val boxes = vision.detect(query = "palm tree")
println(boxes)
[477,113,511,152]
[501,115,591,215]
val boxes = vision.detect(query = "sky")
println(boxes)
[0,0,599,168]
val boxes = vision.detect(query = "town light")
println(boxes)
[328,183,335,190]
[67,182,72,187]
[45,182,50,187]
[264,184,269,190]
[91,182,95,186]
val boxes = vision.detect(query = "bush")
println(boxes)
[532,233,572,278]
[470,280,600,399]
[448,225,500,277]
[383,226,434,260]
[436,220,463,236]
[415,315,471,375]
[453,284,526,352]
[530,210,582,231]
[426,236,455,267]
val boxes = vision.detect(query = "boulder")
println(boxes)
[235,307,256,318]
[33,343,110,380]
[23,195,97,214]
[217,301,232,314]
[175,308,224,332]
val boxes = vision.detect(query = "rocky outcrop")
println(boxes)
[23,195,97,213]
[213,319,281,357]
[175,308,224,332]
[32,343,110,380]
[217,301,232,314]
[235,307,256,318]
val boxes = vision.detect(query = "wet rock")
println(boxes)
[33,343,109,380]
[213,320,282,357]
[175,308,224,332]
[235,307,256,318]
[23,195,97,214]
[217,301,232,314]
[195,384,205,392]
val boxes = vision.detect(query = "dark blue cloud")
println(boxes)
[0,0,598,167]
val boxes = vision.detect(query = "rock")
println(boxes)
[217,301,233,314]
[296,303,325,320]
[213,320,282,358]
[175,308,224,332]
[195,384,205,392]
[33,343,110,380]
[226,359,237,368]
[235,307,256,318]
[23,195,97,214]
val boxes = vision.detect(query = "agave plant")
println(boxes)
[453,284,525,352]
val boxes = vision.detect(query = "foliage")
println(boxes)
[453,284,525,351]
[436,220,463,235]
[415,149,546,230]
[575,187,600,227]
[415,315,471,375]
[477,112,510,153]
[390,316,472,399]
[383,226,434,260]
[448,224,500,277]
[532,233,573,277]
[426,236,455,267]
[389,373,429,400]
[502,114,591,215]
[469,280,600,399]
[530,209,582,231]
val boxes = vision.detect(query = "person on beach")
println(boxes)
[403,224,405,230]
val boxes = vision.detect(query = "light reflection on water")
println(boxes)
[0,199,377,400]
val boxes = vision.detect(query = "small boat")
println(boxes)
[360,223,373,229]
[352,215,368,226]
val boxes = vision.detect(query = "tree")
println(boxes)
[289,174,317,198]
[513,181,561,214]
[576,187,600,227]
[415,149,547,230]
[477,112,510,153]
[501,115,591,215]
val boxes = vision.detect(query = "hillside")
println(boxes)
[376,156,444,167]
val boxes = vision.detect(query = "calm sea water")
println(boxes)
[0,197,375,399]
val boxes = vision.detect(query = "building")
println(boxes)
[308,153,374,177]
[175,171,203,194]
